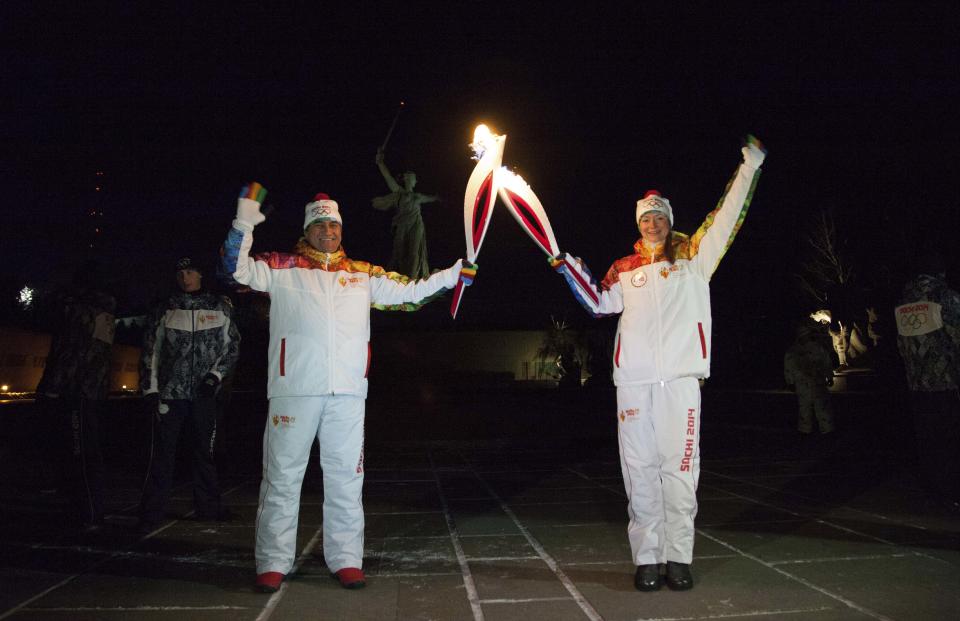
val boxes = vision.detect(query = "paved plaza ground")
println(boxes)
[1,386,958,620]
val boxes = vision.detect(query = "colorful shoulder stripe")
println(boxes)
[688,167,761,270]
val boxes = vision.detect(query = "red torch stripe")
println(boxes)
[564,258,600,306]
[279,338,286,376]
[472,171,495,249]
[505,189,553,254]
[698,322,707,359]
[614,335,621,368]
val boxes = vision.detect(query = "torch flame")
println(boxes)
[470,124,501,160]
[497,166,530,191]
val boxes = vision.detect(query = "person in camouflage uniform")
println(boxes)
[784,322,835,436]
[36,262,117,532]
[138,257,240,531]
[895,252,960,512]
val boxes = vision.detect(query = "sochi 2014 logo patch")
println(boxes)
[659,263,684,279]
[311,205,331,217]
[618,408,639,422]
[631,271,647,287]
[272,414,296,428]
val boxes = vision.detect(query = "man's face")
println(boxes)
[638,212,670,244]
[177,268,202,292]
[306,220,342,253]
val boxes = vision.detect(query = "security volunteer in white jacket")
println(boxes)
[553,138,766,592]
[220,184,477,592]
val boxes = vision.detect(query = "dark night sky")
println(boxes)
[3,3,958,338]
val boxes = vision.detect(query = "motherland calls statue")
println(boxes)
[372,147,439,280]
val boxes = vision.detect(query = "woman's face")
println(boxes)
[638,212,670,244]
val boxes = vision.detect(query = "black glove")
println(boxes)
[197,373,221,399]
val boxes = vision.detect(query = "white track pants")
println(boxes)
[255,395,365,574]
[617,378,701,565]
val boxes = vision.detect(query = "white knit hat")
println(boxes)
[303,193,341,230]
[635,190,673,227]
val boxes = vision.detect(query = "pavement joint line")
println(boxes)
[561,554,741,566]
[700,482,940,557]
[696,528,894,621]
[479,596,574,604]
[255,525,324,621]
[467,555,543,562]
[296,571,465,579]
[366,510,445,515]
[428,449,485,621]
[0,477,253,621]
[376,534,453,540]
[468,464,604,621]
[506,499,624,507]
[32,605,251,612]
[634,605,836,620]
[768,552,916,565]
[536,470,949,565]
[697,518,808,527]
[700,468,932,532]
[694,480,930,552]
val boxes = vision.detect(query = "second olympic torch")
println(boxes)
[450,124,506,318]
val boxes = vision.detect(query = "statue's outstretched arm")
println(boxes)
[376,147,401,192]
[419,194,440,205]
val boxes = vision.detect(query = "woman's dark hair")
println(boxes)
[664,231,676,264]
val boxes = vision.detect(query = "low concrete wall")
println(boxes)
[0,327,139,393]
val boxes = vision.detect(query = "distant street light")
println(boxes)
[18,286,34,310]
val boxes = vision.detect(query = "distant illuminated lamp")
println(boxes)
[0,385,9,392]
[18,286,34,309]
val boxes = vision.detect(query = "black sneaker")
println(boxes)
[665,561,694,591]
[634,564,662,591]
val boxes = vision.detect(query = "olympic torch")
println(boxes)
[497,168,601,307]
[496,168,560,258]
[450,124,506,318]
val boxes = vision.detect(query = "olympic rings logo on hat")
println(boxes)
[899,312,927,331]
[312,205,331,217]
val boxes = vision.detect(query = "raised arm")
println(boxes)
[220,182,274,292]
[688,137,766,280]
[375,147,401,192]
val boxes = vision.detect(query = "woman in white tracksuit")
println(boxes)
[553,138,765,591]
[221,186,474,592]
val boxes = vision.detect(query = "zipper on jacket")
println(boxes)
[652,265,665,383]
[190,305,196,397]
[326,269,336,393]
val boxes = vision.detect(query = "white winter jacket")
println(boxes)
[557,160,761,386]
[227,232,461,398]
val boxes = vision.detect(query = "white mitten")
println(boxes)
[234,182,268,231]
[741,135,767,170]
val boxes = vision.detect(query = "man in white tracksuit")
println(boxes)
[220,183,476,592]
[552,138,765,591]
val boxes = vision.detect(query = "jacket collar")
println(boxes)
[294,239,346,267]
